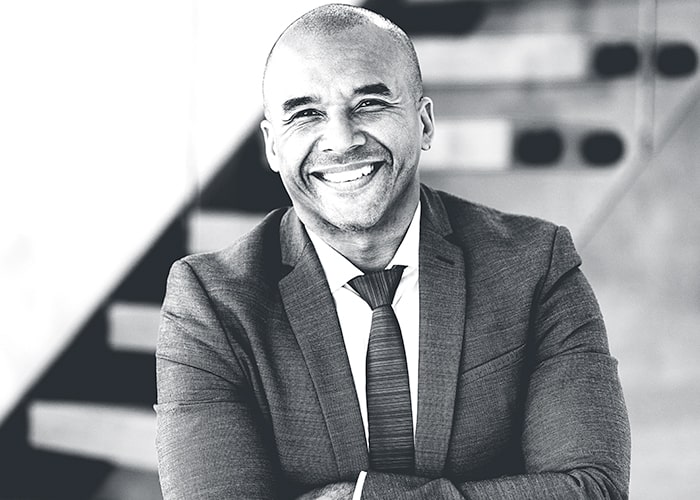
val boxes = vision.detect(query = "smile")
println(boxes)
[312,161,382,184]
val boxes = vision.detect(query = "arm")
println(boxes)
[296,482,355,500]
[155,259,281,499]
[156,260,374,499]
[360,226,631,499]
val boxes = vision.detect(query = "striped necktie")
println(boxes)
[348,265,414,473]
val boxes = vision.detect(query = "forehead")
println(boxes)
[264,26,410,111]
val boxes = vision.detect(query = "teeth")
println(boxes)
[319,164,375,183]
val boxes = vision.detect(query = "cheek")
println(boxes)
[382,131,421,168]
[278,130,316,168]
[377,115,422,154]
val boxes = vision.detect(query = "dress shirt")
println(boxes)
[306,203,421,441]
[307,204,420,500]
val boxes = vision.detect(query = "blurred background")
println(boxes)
[1,0,698,498]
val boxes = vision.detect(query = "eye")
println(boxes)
[284,108,322,124]
[297,108,320,118]
[356,99,386,110]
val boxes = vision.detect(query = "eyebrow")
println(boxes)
[282,83,391,113]
[354,83,392,97]
[282,96,315,114]
[280,83,394,114]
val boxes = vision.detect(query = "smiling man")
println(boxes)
[155,4,630,499]
[259,11,432,273]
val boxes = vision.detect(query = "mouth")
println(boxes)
[311,161,383,184]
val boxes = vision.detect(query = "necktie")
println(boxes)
[348,265,414,473]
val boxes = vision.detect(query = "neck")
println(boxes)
[327,226,408,274]
[305,198,418,273]
[308,196,419,274]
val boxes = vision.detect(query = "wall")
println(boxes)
[582,95,700,498]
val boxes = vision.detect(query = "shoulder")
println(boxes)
[171,207,290,291]
[423,186,580,278]
[427,186,561,249]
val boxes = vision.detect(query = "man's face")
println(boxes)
[261,25,434,235]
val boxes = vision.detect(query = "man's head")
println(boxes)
[262,5,424,113]
[260,3,435,239]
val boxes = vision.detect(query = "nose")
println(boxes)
[318,112,365,153]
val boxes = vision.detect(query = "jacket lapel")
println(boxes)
[278,210,369,477]
[414,186,467,477]
[276,187,466,479]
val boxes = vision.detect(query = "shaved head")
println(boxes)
[257,3,435,266]
[262,4,423,115]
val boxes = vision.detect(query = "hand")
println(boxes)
[296,481,355,500]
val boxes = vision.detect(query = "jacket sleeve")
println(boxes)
[155,259,281,500]
[361,226,631,499]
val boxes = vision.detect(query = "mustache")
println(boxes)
[304,145,391,168]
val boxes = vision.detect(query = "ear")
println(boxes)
[260,119,279,172]
[418,96,435,151]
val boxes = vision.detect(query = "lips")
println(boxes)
[311,161,383,184]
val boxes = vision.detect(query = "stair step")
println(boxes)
[422,118,512,171]
[414,33,588,85]
[28,400,156,471]
[92,467,161,500]
[426,80,638,129]
[423,118,627,171]
[188,210,267,254]
[107,302,160,354]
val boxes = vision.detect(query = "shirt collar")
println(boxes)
[306,202,421,294]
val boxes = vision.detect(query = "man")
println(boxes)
[156,4,630,499]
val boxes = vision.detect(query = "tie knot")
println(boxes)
[348,266,406,309]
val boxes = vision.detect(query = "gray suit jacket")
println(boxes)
[156,185,630,499]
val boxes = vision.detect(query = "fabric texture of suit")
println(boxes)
[155,185,631,499]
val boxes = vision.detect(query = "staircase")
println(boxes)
[0,129,290,498]
[1,1,698,498]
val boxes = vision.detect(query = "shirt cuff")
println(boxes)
[352,470,367,500]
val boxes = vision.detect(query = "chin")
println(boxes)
[326,209,387,234]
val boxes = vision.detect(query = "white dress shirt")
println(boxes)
[306,203,421,442]
[307,204,421,499]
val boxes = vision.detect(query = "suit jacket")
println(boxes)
[156,185,630,499]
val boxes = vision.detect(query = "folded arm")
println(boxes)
[359,226,631,499]
[156,259,285,499]
[156,225,631,499]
